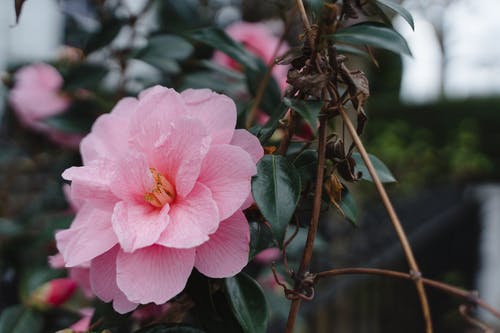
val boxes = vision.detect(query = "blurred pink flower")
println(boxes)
[56,86,263,313]
[30,278,77,308]
[254,247,281,264]
[213,21,290,92]
[9,63,83,148]
[70,308,94,332]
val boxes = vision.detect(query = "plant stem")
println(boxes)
[315,267,500,319]
[285,114,327,333]
[338,106,433,333]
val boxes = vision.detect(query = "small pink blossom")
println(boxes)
[213,21,290,92]
[56,86,263,313]
[70,308,94,332]
[9,63,83,148]
[30,278,77,308]
[49,253,93,298]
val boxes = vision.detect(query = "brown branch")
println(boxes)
[338,106,433,332]
[315,267,500,320]
[285,112,328,333]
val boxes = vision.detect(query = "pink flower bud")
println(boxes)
[30,278,77,308]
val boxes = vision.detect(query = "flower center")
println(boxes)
[144,167,176,208]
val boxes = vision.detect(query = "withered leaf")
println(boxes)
[287,69,330,98]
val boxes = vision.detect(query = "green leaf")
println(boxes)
[224,273,269,333]
[249,221,275,259]
[334,44,370,58]
[85,17,125,54]
[352,153,396,183]
[327,23,412,56]
[283,98,321,134]
[44,100,97,133]
[375,0,415,30]
[188,27,259,71]
[245,61,282,114]
[339,187,358,226]
[134,323,205,333]
[133,35,194,73]
[0,218,23,236]
[257,102,288,143]
[293,149,318,184]
[0,305,42,333]
[252,155,301,245]
[63,63,108,91]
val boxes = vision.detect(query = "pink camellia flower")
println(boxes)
[30,278,77,309]
[9,63,83,148]
[70,308,94,333]
[56,86,263,313]
[213,21,290,91]
[49,253,93,298]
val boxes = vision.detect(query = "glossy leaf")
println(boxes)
[257,102,288,143]
[0,305,42,333]
[134,35,194,73]
[134,323,205,333]
[375,0,415,30]
[252,155,301,245]
[224,273,269,333]
[293,149,317,184]
[188,27,259,71]
[283,98,321,133]
[339,187,358,226]
[85,17,124,54]
[352,153,396,183]
[327,23,412,56]
[249,221,275,259]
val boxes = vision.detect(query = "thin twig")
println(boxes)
[338,106,433,332]
[315,267,500,320]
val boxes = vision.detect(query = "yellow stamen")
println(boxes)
[144,167,176,208]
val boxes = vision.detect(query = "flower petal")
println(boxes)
[109,152,154,203]
[230,129,264,164]
[90,246,138,313]
[157,183,218,248]
[129,86,187,156]
[116,245,195,304]
[198,144,256,220]
[150,117,211,197]
[80,97,137,163]
[181,89,236,144]
[62,160,117,206]
[112,201,169,252]
[56,205,118,267]
[195,210,249,278]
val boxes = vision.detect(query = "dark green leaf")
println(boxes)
[245,61,282,114]
[334,44,370,58]
[134,323,205,333]
[63,63,108,91]
[339,187,358,226]
[352,153,396,183]
[252,155,301,245]
[44,100,97,133]
[257,102,288,143]
[327,23,412,56]
[249,221,275,259]
[293,149,318,184]
[85,17,125,54]
[133,35,194,73]
[224,273,269,333]
[283,98,321,133]
[375,0,415,30]
[0,305,42,333]
[188,27,259,71]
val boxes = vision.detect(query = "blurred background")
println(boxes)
[1,0,499,332]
